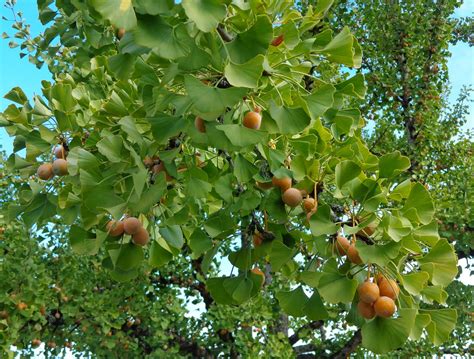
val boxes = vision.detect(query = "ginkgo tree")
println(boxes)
[0,0,459,356]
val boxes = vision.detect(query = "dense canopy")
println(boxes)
[0,0,467,357]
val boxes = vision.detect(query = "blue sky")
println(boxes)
[0,2,473,154]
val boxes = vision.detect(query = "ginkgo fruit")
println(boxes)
[117,28,126,39]
[132,227,149,246]
[52,159,68,176]
[271,34,284,47]
[251,267,265,286]
[256,181,273,190]
[357,301,376,319]
[272,176,291,191]
[335,235,350,255]
[303,197,316,212]
[347,244,363,264]
[375,273,385,285]
[37,163,54,180]
[17,302,27,310]
[143,156,154,168]
[32,339,41,348]
[123,217,142,235]
[194,116,206,133]
[242,111,262,129]
[378,279,400,300]
[282,188,303,207]
[358,281,380,304]
[357,224,376,238]
[152,162,172,181]
[106,220,124,237]
[54,145,67,159]
[374,296,396,318]
[253,232,264,247]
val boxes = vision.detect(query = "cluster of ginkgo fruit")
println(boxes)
[36,145,68,180]
[194,107,263,133]
[334,234,364,265]
[258,175,317,214]
[106,217,149,246]
[357,274,399,319]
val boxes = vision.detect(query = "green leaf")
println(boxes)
[182,0,226,33]
[261,189,287,223]
[159,225,184,249]
[417,239,457,286]
[276,286,309,317]
[134,0,174,15]
[226,15,273,64]
[269,102,311,134]
[401,272,430,296]
[317,27,362,68]
[389,178,412,201]
[229,277,254,303]
[302,83,336,120]
[304,291,329,321]
[108,53,136,80]
[207,277,236,305]
[186,167,213,198]
[224,55,264,88]
[69,225,103,255]
[119,116,144,144]
[91,0,137,30]
[149,240,173,267]
[96,134,123,163]
[4,86,28,104]
[189,229,213,258]
[410,314,431,340]
[21,194,57,228]
[335,160,361,190]
[356,241,401,267]
[317,259,358,303]
[204,211,235,238]
[421,285,448,304]
[51,83,77,113]
[234,154,258,182]
[309,203,337,236]
[421,309,457,346]
[379,151,411,178]
[402,183,435,225]
[134,15,189,59]
[361,309,416,354]
[148,114,186,144]
[114,243,144,271]
[228,248,252,271]
[129,174,166,213]
[217,124,267,147]
[214,174,234,203]
[335,73,366,99]
[185,76,247,117]
[412,221,440,247]
[382,214,412,242]
[132,168,148,198]
[66,148,100,176]
[269,241,295,271]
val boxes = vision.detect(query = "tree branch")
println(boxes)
[294,343,318,355]
[217,24,233,42]
[289,321,324,345]
[332,330,362,359]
